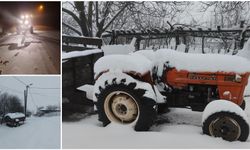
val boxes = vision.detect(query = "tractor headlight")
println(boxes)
[235,74,242,83]
[224,74,242,83]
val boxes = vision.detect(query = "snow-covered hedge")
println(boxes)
[237,38,250,60]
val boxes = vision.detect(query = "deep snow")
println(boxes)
[63,79,250,149]
[0,116,60,149]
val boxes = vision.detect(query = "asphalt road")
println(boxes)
[0,29,60,74]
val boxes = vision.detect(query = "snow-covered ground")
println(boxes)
[0,116,60,149]
[63,79,250,149]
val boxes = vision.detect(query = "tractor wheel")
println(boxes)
[240,100,246,110]
[95,78,157,131]
[203,112,249,141]
[202,100,249,141]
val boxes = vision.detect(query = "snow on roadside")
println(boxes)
[63,99,250,149]
[0,116,60,149]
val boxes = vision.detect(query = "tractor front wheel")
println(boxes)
[202,100,249,141]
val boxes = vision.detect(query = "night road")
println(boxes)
[0,28,60,74]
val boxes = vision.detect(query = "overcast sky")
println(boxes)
[0,76,60,112]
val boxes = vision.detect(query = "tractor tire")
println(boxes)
[240,100,246,110]
[95,78,157,131]
[202,111,249,141]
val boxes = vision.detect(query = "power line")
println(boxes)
[31,87,60,90]
[12,77,27,86]
[0,84,24,94]
[31,92,60,98]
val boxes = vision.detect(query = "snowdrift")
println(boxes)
[237,38,250,60]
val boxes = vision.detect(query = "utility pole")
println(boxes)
[24,83,32,118]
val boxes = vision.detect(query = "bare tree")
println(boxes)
[200,1,250,28]
[62,1,188,37]
[0,92,24,116]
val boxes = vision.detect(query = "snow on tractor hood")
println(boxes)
[135,49,250,75]
[94,54,153,79]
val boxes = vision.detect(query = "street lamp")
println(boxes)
[38,4,44,12]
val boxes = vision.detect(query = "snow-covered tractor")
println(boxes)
[16,14,33,34]
[93,49,250,141]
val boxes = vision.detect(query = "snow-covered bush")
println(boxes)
[237,38,250,60]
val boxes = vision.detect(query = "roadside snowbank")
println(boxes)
[0,116,60,149]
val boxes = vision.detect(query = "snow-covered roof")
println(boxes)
[5,113,25,119]
[62,49,103,60]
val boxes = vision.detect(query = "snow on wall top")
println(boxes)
[62,49,103,60]
[5,113,25,119]
[136,49,250,74]
[94,54,153,78]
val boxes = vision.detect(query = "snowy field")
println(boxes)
[0,116,60,149]
[63,80,250,149]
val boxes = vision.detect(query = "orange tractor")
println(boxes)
[93,49,250,141]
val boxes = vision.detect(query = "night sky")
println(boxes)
[0,1,60,29]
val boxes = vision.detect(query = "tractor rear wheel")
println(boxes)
[95,78,157,131]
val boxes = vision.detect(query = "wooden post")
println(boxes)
[135,37,141,50]
[202,37,205,54]
[240,21,246,49]
[175,36,180,50]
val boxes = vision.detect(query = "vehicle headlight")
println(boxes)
[24,20,29,25]
[25,15,29,19]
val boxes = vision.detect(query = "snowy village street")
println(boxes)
[62,80,250,149]
[0,116,60,149]
[0,29,60,74]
